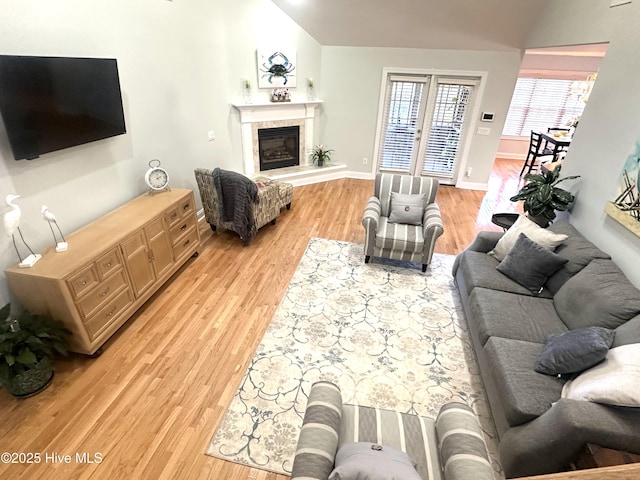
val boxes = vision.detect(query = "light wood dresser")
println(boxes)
[5,188,200,355]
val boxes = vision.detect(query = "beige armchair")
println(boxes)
[194,168,292,245]
[362,173,444,272]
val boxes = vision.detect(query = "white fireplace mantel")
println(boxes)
[232,100,323,175]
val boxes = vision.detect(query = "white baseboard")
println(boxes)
[196,207,205,223]
[455,181,489,191]
[269,167,376,186]
[268,164,348,187]
[345,171,375,180]
[497,153,526,161]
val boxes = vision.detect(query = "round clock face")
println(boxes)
[145,167,169,190]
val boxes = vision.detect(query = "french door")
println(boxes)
[376,73,478,184]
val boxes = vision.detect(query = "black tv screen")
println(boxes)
[0,55,126,160]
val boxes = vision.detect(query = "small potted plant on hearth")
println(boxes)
[510,165,580,227]
[310,144,333,167]
[0,303,70,397]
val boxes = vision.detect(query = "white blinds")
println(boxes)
[378,77,427,171]
[502,77,586,136]
[422,82,472,178]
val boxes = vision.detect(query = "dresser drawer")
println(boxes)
[68,265,99,299]
[172,227,198,260]
[76,270,129,319]
[165,196,194,228]
[96,248,123,278]
[84,288,134,340]
[169,214,196,243]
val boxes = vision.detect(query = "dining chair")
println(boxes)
[520,130,555,177]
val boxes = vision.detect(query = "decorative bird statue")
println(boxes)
[4,194,40,267]
[41,205,68,252]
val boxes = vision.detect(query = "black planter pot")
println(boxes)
[526,213,550,228]
[0,357,54,398]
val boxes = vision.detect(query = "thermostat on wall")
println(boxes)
[481,112,495,122]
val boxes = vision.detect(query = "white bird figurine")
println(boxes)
[41,205,68,252]
[4,194,40,266]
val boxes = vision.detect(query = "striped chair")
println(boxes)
[291,381,494,480]
[362,174,444,272]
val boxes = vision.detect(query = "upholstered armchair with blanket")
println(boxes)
[362,173,444,272]
[194,168,293,245]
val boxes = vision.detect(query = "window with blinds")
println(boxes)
[377,73,476,183]
[379,78,427,171]
[422,83,471,177]
[502,77,586,136]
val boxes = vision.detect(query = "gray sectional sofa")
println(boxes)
[452,220,640,478]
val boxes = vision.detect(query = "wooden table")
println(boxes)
[539,130,572,160]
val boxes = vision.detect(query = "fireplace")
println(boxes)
[232,100,321,175]
[257,126,300,171]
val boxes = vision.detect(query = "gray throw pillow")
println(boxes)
[553,259,640,330]
[535,326,616,376]
[496,233,568,295]
[489,215,567,261]
[328,442,421,480]
[388,193,425,225]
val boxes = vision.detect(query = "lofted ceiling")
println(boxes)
[271,0,552,51]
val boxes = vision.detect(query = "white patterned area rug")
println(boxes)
[206,237,501,477]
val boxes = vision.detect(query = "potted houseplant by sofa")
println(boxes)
[510,166,580,227]
[310,145,333,167]
[0,303,70,397]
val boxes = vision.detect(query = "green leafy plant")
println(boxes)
[310,144,333,166]
[510,166,580,223]
[0,303,70,383]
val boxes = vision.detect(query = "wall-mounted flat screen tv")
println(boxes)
[0,55,127,160]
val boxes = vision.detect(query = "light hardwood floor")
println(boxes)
[1,159,637,480]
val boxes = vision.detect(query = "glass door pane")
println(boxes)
[421,82,473,182]
[378,78,428,173]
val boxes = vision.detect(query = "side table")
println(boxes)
[491,212,519,231]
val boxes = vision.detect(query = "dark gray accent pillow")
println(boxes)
[496,233,568,295]
[535,326,615,376]
[553,259,640,330]
[388,193,425,225]
[328,442,421,480]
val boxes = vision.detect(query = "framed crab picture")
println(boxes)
[257,48,297,88]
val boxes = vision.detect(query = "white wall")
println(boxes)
[0,0,321,305]
[525,0,640,286]
[319,47,523,188]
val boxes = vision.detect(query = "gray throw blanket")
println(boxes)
[212,168,259,245]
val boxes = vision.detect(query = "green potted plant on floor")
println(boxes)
[510,165,580,227]
[0,303,70,397]
[310,144,333,167]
